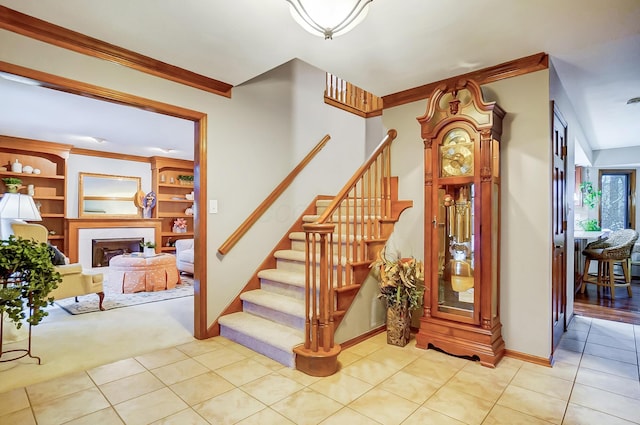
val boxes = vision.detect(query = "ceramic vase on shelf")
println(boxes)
[386,302,411,347]
[173,225,186,233]
[11,159,22,173]
[143,247,155,257]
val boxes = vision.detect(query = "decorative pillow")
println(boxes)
[48,244,68,266]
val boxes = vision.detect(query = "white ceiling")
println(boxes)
[0,0,639,164]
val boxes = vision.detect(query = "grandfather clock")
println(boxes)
[415,79,506,367]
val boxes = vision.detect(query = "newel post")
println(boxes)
[293,222,341,376]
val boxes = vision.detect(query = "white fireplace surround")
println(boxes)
[78,228,155,269]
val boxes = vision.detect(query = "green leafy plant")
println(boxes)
[0,236,61,327]
[579,218,601,231]
[177,175,194,182]
[140,241,156,248]
[2,177,22,185]
[371,249,425,311]
[580,181,601,209]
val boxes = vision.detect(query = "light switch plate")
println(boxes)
[209,200,218,214]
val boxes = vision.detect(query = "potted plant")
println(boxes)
[579,181,601,231]
[0,236,61,329]
[371,248,425,347]
[2,177,22,194]
[177,175,194,186]
[140,241,156,256]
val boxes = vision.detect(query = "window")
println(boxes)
[599,169,636,230]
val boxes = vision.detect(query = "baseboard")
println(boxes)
[338,325,386,350]
[504,349,552,367]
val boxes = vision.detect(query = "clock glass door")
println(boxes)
[435,183,476,321]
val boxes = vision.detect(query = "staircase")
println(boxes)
[217,130,412,374]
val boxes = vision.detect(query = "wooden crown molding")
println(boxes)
[0,5,233,98]
[383,52,549,109]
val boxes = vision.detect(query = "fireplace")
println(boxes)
[92,238,143,267]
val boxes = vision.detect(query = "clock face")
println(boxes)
[440,128,473,177]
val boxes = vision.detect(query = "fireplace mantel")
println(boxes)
[66,218,162,263]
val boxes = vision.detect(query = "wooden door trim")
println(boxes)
[0,5,232,98]
[0,60,210,339]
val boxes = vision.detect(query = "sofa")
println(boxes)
[175,238,194,274]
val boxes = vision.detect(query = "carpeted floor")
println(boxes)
[54,274,194,315]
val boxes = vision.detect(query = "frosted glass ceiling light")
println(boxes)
[286,0,373,39]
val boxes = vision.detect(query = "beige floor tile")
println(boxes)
[134,347,189,370]
[63,407,124,425]
[580,353,639,380]
[461,359,520,382]
[174,339,222,357]
[241,372,305,405]
[227,341,265,358]
[149,408,209,425]
[563,403,637,425]
[496,385,567,424]
[0,387,29,416]
[345,338,384,357]
[401,356,461,385]
[570,382,640,423]
[193,387,266,425]
[552,348,583,365]
[583,342,637,365]
[347,387,419,425]
[99,371,165,405]
[575,367,640,399]
[192,347,247,371]
[482,404,554,424]
[444,368,510,403]
[558,338,586,353]
[250,353,288,371]
[235,407,296,425]
[308,371,373,404]
[26,371,95,405]
[214,358,274,386]
[564,328,589,342]
[424,386,494,425]
[87,358,146,385]
[170,371,235,406]
[586,331,636,352]
[365,344,421,369]
[498,355,525,369]
[568,316,591,331]
[271,387,343,425]
[336,349,362,369]
[520,360,578,382]
[277,367,322,386]
[31,387,110,425]
[377,370,440,404]
[420,348,472,369]
[340,357,398,385]
[510,368,574,400]
[402,406,465,425]
[113,387,188,425]
[320,406,383,424]
[150,358,209,385]
[0,407,36,425]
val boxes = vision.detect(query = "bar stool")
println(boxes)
[580,229,638,299]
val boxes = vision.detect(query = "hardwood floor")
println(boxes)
[574,275,640,325]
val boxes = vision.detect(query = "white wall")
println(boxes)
[382,70,553,359]
[0,31,368,330]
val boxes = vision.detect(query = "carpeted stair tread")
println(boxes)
[289,231,363,243]
[302,214,380,223]
[218,312,304,351]
[274,249,345,265]
[241,289,305,318]
[258,269,305,288]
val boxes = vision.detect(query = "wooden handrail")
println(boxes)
[217,134,331,255]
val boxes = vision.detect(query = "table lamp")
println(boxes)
[0,193,42,240]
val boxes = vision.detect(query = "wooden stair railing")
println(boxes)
[294,129,410,376]
[324,73,383,118]
[218,134,331,255]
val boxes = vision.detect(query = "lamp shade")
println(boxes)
[287,0,372,39]
[0,193,42,221]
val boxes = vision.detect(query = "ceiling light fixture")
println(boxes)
[627,97,640,105]
[92,137,107,143]
[286,0,373,40]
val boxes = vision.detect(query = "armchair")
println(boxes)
[11,222,105,310]
[175,238,194,274]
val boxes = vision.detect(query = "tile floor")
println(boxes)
[1,315,639,424]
